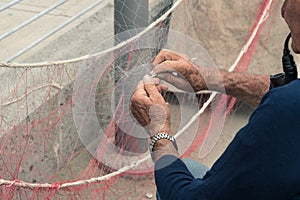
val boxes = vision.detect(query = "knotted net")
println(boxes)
[0,0,293,199]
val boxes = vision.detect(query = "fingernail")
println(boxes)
[171,71,178,77]
[154,77,160,85]
[150,71,157,78]
[155,73,164,79]
[144,74,152,83]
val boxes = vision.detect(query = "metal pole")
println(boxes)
[114,0,149,153]
[114,0,149,43]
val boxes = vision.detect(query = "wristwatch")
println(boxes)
[149,132,178,153]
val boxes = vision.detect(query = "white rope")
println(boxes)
[0,0,273,190]
[228,0,272,72]
[175,92,218,139]
[1,82,62,107]
[0,154,151,189]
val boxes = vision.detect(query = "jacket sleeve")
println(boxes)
[155,155,211,200]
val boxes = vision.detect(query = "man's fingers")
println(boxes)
[143,75,165,102]
[135,80,146,92]
[153,77,160,85]
[132,80,149,100]
[133,78,167,101]
[152,61,187,76]
[152,54,165,65]
[158,73,192,91]
[135,80,143,89]
[158,84,168,92]
[152,49,181,65]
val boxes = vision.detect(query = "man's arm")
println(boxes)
[152,138,179,161]
[152,49,270,107]
[130,75,180,161]
[208,70,270,107]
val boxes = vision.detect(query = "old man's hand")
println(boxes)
[152,49,213,92]
[130,75,171,137]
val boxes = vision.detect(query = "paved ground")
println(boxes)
[0,0,112,62]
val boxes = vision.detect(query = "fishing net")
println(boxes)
[0,0,294,199]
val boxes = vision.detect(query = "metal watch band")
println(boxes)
[149,132,178,153]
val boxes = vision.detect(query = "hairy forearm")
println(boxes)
[152,138,179,162]
[207,69,270,107]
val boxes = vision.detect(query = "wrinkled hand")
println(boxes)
[152,49,211,92]
[130,75,171,137]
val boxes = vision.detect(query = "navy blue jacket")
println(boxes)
[155,80,300,200]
